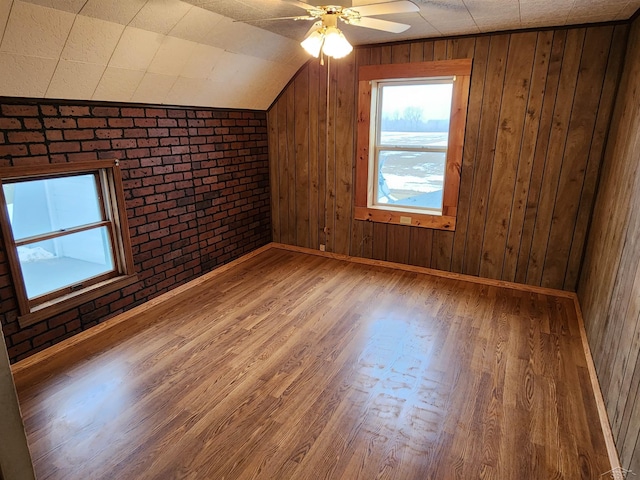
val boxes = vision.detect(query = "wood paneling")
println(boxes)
[14,247,612,479]
[269,24,627,291]
[578,17,640,473]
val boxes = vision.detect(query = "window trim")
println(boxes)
[0,160,137,327]
[355,59,472,231]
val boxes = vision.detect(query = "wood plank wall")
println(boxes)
[268,23,628,291]
[578,17,640,472]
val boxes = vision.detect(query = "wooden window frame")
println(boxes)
[0,160,137,328]
[355,59,472,231]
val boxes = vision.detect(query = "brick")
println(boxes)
[92,106,120,117]
[112,139,137,149]
[64,129,95,140]
[137,138,159,148]
[0,144,28,156]
[40,105,58,116]
[134,118,157,127]
[82,140,111,150]
[96,129,123,139]
[122,108,145,117]
[49,141,81,153]
[145,108,167,118]
[8,131,45,143]
[79,118,108,128]
[109,118,134,128]
[60,106,90,116]
[44,118,77,129]
[148,128,169,137]
[0,118,21,129]
[29,144,48,155]
[24,118,43,129]
[124,128,148,138]
[2,105,38,116]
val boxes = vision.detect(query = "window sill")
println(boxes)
[354,206,456,231]
[18,274,139,328]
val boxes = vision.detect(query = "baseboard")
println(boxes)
[572,296,623,477]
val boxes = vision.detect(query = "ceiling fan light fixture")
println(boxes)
[301,28,324,57]
[321,26,353,59]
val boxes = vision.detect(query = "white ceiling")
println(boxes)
[0,0,638,110]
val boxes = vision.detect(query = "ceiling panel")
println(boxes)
[129,0,193,35]
[79,0,147,25]
[45,60,106,100]
[147,36,197,76]
[0,51,57,97]
[108,27,164,71]
[131,72,178,104]
[0,1,74,58]
[93,67,145,103]
[61,15,124,65]
[0,0,13,46]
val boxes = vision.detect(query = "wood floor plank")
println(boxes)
[13,247,612,479]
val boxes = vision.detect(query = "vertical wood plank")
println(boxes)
[464,34,510,276]
[541,26,613,289]
[408,229,433,267]
[286,85,297,246]
[318,60,328,249]
[502,31,554,282]
[268,107,280,243]
[514,30,566,284]
[479,32,536,280]
[308,60,320,250]
[451,36,488,273]
[295,70,311,248]
[334,55,356,255]
[386,225,411,264]
[326,58,338,252]
[277,92,290,245]
[525,28,586,286]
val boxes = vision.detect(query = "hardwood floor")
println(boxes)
[12,247,610,479]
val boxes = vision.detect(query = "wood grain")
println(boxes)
[268,24,626,291]
[14,247,612,479]
[579,17,640,474]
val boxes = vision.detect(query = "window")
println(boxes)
[355,59,472,230]
[0,160,136,327]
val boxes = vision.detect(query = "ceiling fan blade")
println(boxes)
[348,16,411,33]
[283,0,318,10]
[234,15,315,23]
[350,1,419,17]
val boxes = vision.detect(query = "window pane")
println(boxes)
[4,174,102,241]
[379,82,453,147]
[376,150,446,211]
[18,227,114,299]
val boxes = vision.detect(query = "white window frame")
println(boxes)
[370,77,454,216]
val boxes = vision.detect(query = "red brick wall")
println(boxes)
[0,99,271,363]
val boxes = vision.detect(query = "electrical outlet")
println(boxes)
[320,244,326,252]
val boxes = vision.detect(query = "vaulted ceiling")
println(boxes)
[0,0,637,110]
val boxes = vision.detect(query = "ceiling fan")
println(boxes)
[242,1,420,59]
